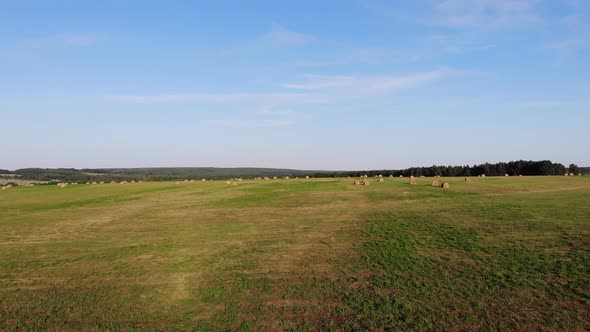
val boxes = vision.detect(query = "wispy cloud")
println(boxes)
[261,23,313,46]
[109,69,455,108]
[208,119,293,128]
[281,69,455,94]
[27,34,97,48]
[365,0,541,29]
[432,0,541,28]
[108,92,319,105]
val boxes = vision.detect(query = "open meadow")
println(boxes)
[1,176,589,330]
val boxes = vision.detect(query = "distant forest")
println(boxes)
[0,161,585,184]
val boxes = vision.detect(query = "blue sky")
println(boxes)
[1,0,589,170]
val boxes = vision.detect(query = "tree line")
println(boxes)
[0,161,583,184]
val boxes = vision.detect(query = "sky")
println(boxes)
[1,0,589,170]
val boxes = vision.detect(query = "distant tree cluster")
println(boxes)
[310,160,568,178]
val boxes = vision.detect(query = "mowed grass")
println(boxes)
[0,176,589,330]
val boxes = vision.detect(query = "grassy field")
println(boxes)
[1,176,589,330]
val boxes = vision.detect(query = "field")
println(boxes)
[1,176,589,330]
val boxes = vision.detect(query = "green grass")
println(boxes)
[0,176,589,330]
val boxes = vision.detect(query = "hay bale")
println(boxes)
[86,182,90,184]
[273,176,277,180]
[285,176,290,179]
[175,181,180,184]
[232,182,238,186]
[59,183,68,188]
[363,175,368,178]
[389,175,393,178]
[570,173,575,176]
[420,175,425,178]
[441,182,450,189]
[378,178,384,183]
[110,181,116,184]
[189,180,195,183]
[579,174,582,176]
[226,180,231,185]
[264,177,270,180]
[431,180,439,187]
[99,181,104,184]
[399,175,403,178]
[362,179,370,186]
[378,174,383,178]
[464,178,472,183]
[409,179,417,185]
[505,174,509,177]
[353,180,361,185]
[306,176,310,179]
[481,174,486,178]
[238,178,243,181]
[202,178,207,182]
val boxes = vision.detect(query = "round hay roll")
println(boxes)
[305,176,310,179]
[481,174,486,178]
[441,182,450,189]
[264,177,270,180]
[420,175,425,178]
[273,176,277,179]
[579,173,582,176]
[99,181,104,184]
[362,179,370,186]
[378,178,384,183]
[431,180,439,187]
[378,174,383,178]
[399,175,403,178]
[464,178,472,182]
[505,174,509,177]
[389,175,393,178]
[202,178,207,182]
[232,182,238,186]
[110,181,116,184]
[225,180,231,185]
[569,173,575,176]
[86,182,90,184]
[285,176,290,179]
[353,180,361,185]
[238,178,243,181]
[409,179,417,185]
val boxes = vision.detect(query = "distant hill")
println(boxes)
[1,167,315,183]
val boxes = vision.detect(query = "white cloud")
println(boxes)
[281,69,455,94]
[208,119,293,128]
[261,24,313,46]
[108,92,319,105]
[28,34,97,47]
[433,0,541,28]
